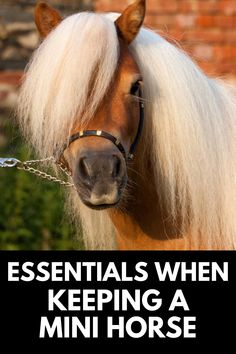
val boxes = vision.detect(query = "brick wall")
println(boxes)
[1,0,236,110]
[95,0,236,81]
[0,0,93,71]
[0,0,93,109]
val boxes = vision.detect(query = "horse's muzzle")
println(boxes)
[73,151,127,209]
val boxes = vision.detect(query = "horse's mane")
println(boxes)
[18,12,236,249]
[18,13,119,157]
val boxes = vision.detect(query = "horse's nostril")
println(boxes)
[79,157,90,179]
[76,153,125,185]
[112,155,121,178]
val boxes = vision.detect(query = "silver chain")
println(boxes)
[0,157,75,188]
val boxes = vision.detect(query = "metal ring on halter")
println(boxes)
[59,87,144,163]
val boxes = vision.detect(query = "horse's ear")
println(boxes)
[34,2,62,38]
[115,0,146,44]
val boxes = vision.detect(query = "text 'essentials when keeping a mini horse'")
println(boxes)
[8,261,228,339]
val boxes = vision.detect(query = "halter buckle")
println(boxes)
[115,138,120,146]
[128,154,134,160]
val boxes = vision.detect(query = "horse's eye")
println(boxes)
[130,80,141,96]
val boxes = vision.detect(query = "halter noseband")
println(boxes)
[60,90,144,163]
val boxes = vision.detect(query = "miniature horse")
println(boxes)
[18,1,236,249]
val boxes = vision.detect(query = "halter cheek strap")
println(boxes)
[128,99,145,159]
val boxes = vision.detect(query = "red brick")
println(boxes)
[193,44,214,60]
[196,15,215,27]
[0,71,22,86]
[219,0,236,15]
[148,0,178,14]
[198,0,219,14]
[95,0,127,12]
[214,15,236,28]
[184,29,236,44]
[214,45,236,60]
[223,29,236,42]
[178,0,198,13]
[182,29,224,43]
[217,62,236,73]
[144,14,176,29]
[175,14,196,28]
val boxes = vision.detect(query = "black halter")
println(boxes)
[61,91,144,163]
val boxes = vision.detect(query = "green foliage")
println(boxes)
[0,110,84,250]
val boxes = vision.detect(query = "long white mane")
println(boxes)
[18,12,236,249]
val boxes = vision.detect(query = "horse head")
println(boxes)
[34,0,146,210]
